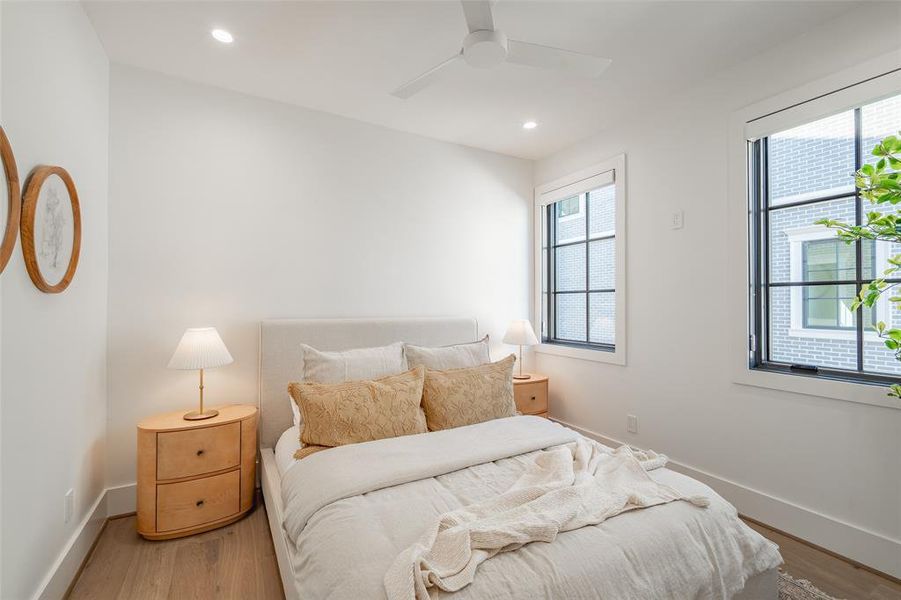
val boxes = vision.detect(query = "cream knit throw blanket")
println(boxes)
[384,439,709,600]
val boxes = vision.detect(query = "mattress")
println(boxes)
[275,417,782,599]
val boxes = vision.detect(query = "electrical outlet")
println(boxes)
[64,489,75,524]
[626,414,638,434]
[671,210,684,230]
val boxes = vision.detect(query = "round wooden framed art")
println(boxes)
[21,165,81,293]
[0,126,21,275]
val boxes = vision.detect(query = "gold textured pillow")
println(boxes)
[422,354,516,431]
[288,366,427,454]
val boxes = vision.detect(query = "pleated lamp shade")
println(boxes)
[167,327,233,370]
[502,320,539,346]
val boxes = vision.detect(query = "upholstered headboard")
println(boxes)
[258,317,479,448]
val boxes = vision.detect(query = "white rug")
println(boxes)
[779,571,842,600]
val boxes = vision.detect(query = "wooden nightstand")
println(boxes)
[136,404,257,540]
[513,374,549,418]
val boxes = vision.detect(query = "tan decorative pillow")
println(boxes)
[294,445,329,460]
[422,355,516,431]
[288,366,427,454]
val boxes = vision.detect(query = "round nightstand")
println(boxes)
[513,374,549,417]
[136,404,257,540]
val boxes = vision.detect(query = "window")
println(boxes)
[556,196,584,221]
[801,239,876,330]
[749,92,901,383]
[534,156,626,364]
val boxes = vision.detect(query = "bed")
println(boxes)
[258,318,782,600]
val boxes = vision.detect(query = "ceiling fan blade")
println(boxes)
[506,40,611,78]
[391,53,462,99]
[460,0,494,33]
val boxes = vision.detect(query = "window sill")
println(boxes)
[733,365,901,410]
[534,342,626,365]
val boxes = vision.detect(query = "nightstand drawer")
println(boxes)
[514,381,548,415]
[157,422,240,480]
[156,470,240,532]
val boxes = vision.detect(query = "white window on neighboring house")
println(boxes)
[784,226,884,339]
[555,195,584,222]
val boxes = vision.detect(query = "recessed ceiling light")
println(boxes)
[211,29,234,44]
[522,121,538,130]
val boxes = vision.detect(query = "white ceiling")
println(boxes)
[84,1,860,160]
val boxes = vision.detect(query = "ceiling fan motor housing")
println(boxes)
[462,29,508,68]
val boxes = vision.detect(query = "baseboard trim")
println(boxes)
[105,483,136,517]
[33,490,108,600]
[554,418,901,579]
[32,483,138,600]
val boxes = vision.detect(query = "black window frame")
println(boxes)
[749,105,901,386]
[544,189,616,352]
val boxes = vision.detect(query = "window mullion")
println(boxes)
[547,204,555,343]
[762,137,771,365]
[854,107,864,371]
[584,192,590,343]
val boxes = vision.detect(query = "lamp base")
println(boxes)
[513,374,532,380]
[184,409,219,421]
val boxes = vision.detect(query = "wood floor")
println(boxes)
[67,500,283,600]
[744,520,901,600]
[68,499,901,600]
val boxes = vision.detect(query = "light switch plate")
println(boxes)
[671,210,684,230]
[627,414,638,434]
[64,488,75,524]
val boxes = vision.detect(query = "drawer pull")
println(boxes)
[196,499,205,507]
[531,396,536,400]
[196,449,205,456]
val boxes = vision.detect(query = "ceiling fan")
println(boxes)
[391,0,612,99]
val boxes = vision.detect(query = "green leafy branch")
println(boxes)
[814,132,901,398]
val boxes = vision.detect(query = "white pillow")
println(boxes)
[300,341,408,384]
[275,425,302,477]
[404,336,490,370]
[289,393,301,427]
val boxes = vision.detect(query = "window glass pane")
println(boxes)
[802,239,855,281]
[555,244,585,292]
[768,111,855,206]
[557,196,580,218]
[802,284,857,329]
[589,292,615,345]
[588,185,615,236]
[768,198,856,283]
[860,93,901,278]
[863,304,901,375]
[862,93,901,166]
[554,196,585,243]
[555,294,586,342]
[768,286,858,369]
[862,198,901,280]
[589,238,615,290]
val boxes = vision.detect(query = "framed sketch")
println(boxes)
[21,166,81,293]
[0,126,21,275]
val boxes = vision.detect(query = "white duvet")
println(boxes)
[280,416,781,600]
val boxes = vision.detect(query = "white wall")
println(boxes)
[534,3,901,577]
[0,3,109,599]
[106,65,532,487]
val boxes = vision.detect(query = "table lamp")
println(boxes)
[167,327,234,420]
[503,319,539,380]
